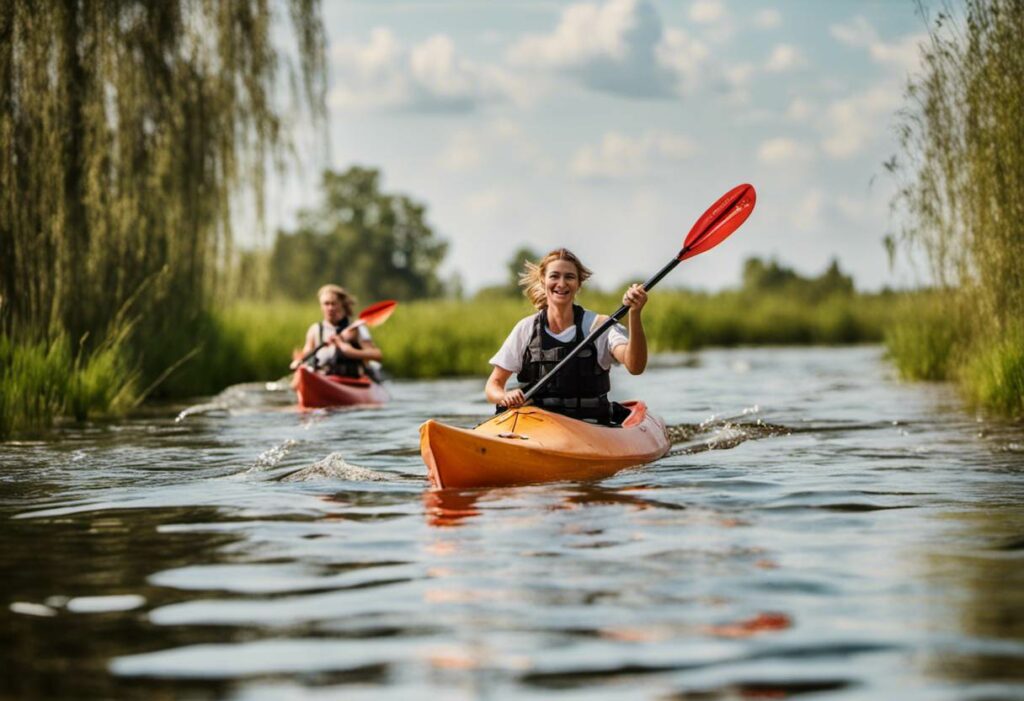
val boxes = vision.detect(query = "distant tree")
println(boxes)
[507,246,541,291]
[742,257,800,291]
[742,257,854,298]
[811,259,855,297]
[271,167,448,301]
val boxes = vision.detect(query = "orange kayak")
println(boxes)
[294,366,388,409]
[420,401,669,489]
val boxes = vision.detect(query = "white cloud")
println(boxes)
[463,189,504,216]
[754,9,782,29]
[786,97,813,122]
[507,0,708,98]
[765,44,804,72]
[438,132,484,172]
[757,137,814,165]
[830,16,924,74]
[821,84,901,159]
[570,130,696,180]
[792,189,825,232]
[438,120,554,175]
[329,28,523,112]
[689,0,725,24]
[655,27,710,94]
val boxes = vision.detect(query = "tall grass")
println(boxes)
[888,0,1024,416]
[0,331,138,438]
[201,290,898,382]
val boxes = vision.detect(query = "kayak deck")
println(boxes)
[420,401,669,489]
[295,366,388,409]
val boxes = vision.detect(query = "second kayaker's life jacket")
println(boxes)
[516,305,612,423]
[315,318,365,378]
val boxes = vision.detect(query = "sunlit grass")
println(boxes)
[0,331,138,438]
[887,0,1024,415]
[961,325,1024,417]
[205,290,898,382]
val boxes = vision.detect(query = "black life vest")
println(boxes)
[516,305,612,422]
[316,318,365,378]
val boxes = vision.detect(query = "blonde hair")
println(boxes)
[317,284,356,317]
[519,248,593,310]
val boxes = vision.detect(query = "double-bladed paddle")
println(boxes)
[521,183,757,403]
[289,299,398,370]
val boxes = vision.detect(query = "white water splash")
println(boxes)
[246,440,299,473]
[280,452,393,482]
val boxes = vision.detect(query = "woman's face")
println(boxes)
[319,293,345,324]
[544,259,580,308]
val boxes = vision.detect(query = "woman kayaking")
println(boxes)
[485,248,648,424]
[296,284,383,378]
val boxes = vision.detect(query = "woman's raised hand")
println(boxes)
[622,283,648,311]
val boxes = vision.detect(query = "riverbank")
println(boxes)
[1,289,899,437]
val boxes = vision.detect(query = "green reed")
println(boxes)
[888,0,1024,415]
[0,329,138,439]
[204,290,897,383]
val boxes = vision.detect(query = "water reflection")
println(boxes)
[921,508,1024,685]
[2,347,1023,698]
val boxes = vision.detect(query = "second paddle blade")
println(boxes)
[358,300,398,327]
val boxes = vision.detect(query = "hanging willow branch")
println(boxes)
[890,0,1024,333]
[0,0,326,361]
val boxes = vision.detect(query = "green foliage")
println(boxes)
[884,294,959,381]
[0,331,138,438]
[742,257,854,298]
[0,1,326,429]
[962,324,1024,417]
[192,290,898,387]
[507,246,542,291]
[888,0,1024,414]
[270,166,449,302]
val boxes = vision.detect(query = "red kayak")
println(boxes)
[294,366,388,408]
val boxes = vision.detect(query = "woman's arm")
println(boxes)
[610,283,648,374]
[302,326,318,354]
[331,337,383,362]
[486,366,525,407]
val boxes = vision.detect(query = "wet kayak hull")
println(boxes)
[295,366,388,408]
[420,402,669,489]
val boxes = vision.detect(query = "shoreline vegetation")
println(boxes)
[3,1,1021,439]
[1,275,902,437]
[885,0,1024,418]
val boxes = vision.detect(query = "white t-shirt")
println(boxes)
[307,322,372,366]
[489,308,628,374]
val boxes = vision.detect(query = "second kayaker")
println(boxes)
[485,248,648,424]
[298,284,384,379]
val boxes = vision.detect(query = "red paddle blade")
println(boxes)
[680,183,756,261]
[358,299,398,327]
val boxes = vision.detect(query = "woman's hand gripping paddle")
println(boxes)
[520,183,756,403]
[289,300,398,371]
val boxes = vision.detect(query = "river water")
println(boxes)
[2,346,1023,700]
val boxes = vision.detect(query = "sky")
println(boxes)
[270,0,937,294]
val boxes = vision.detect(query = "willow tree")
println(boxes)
[890,0,1024,333]
[888,0,1024,411]
[0,1,326,385]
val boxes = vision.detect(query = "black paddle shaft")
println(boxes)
[521,252,684,402]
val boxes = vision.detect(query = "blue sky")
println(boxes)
[273,0,936,293]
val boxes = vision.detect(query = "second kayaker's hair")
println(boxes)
[317,284,356,317]
[520,248,593,309]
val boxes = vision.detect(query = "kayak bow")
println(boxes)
[420,402,669,489]
[295,366,388,409]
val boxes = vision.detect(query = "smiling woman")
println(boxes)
[484,248,649,425]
